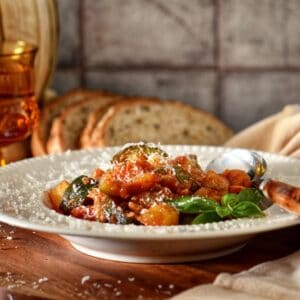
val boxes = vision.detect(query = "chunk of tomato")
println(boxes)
[222,169,252,187]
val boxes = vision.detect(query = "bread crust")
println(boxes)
[46,94,120,153]
[45,117,63,154]
[33,90,234,154]
[80,103,112,148]
[90,98,233,147]
[31,89,103,156]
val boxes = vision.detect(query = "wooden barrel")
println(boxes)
[0,0,59,101]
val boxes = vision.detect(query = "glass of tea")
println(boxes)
[0,40,39,165]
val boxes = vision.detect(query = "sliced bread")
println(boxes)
[80,96,155,148]
[80,104,113,148]
[46,94,121,153]
[31,89,103,156]
[90,99,234,147]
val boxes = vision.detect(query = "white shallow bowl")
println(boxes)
[0,146,299,263]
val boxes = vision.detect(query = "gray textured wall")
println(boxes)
[52,0,300,131]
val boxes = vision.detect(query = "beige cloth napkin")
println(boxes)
[172,105,300,300]
[172,250,300,300]
[225,105,300,158]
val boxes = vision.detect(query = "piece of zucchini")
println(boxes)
[60,175,97,214]
[112,143,168,163]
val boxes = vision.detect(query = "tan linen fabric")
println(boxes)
[225,105,300,158]
[172,250,300,300]
[172,284,267,300]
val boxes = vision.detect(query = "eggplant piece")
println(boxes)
[60,175,97,214]
[99,198,132,224]
[112,143,168,163]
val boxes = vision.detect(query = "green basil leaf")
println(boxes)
[216,206,232,218]
[221,193,239,210]
[192,211,222,224]
[238,188,264,205]
[169,196,220,214]
[232,201,265,218]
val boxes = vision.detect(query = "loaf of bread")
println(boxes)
[88,99,233,148]
[31,89,101,156]
[46,93,120,153]
[31,89,234,155]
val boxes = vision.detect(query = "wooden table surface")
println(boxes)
[0,222,299,300]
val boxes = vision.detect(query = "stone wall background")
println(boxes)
[52,0,300,131]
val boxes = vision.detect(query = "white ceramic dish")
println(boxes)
[0,146,299,263]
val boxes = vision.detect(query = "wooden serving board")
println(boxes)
[0,222,299,299]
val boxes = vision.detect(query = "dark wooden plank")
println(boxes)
[0,222,299,300]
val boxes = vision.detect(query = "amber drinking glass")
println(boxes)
[0,40,39,165]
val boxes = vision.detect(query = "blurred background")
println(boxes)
[52,0,300,131]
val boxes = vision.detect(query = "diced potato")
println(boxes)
[123,173,158,196]
[138,203,179,226]
[48,180,70,211]
[100,171,158,199]
[99,171,122,197]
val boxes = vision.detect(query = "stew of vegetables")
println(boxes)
[48,143,265,226]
